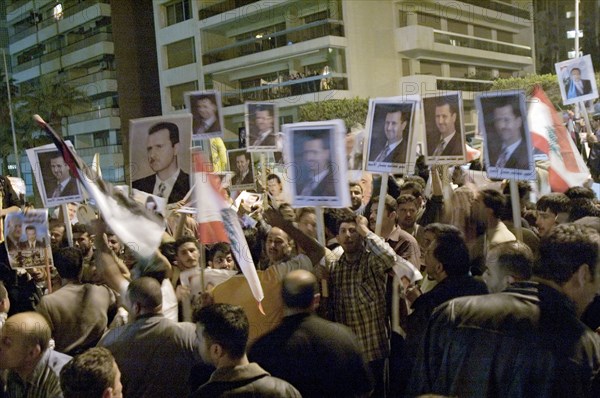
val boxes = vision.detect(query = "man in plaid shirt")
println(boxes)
[329,214,396,397]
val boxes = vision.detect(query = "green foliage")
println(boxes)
[298,97,369,130]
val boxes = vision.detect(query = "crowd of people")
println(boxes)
[2,121,600,397]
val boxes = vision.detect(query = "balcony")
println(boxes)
[399,75,493,100]
[220,73,348,107]
[395,25,533,68]
[459,0,531,21]
[198,0,260,20]
[203,19,344,65]
[67,107,119,125]
[69,70,116,86]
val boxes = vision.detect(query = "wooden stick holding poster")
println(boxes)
[374,173,389,237]
[60,203,74,247]
[509,179,523,242]
[314,206,329,298]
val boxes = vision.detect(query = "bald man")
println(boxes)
[249,270,373,398]
[0,312,71,397]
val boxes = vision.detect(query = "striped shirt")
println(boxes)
[5,348,71,398]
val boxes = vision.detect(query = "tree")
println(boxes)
[298,97,369,130]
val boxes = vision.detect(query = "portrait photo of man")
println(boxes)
[555,55,599,105]
[476,91,534,179]
[423,93,465,162]
[228,149,255,188]
[366,101,416,172]
[246,103,279,151]
[4,216,23,253]
[20,225,44,251]
[130,115,192,204]
[295,129,336,197]
[47,153,79,198]
[187,91,223,139]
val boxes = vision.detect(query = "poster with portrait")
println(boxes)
[227,149,256,191]
[129,114,192,204]
[365,97,419,173]
[131,189,168,218]
[245,102,280,152]
[423,92,466,165]
[283,119,350,208]
[184,90,225,139]
[26,142,83,208]
[4,209,53,269]
[555,55,599,106]
[475,90,535,180]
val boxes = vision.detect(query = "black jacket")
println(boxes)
[408,281,600,397]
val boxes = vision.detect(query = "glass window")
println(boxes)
[447,19,468,35]
[398,11,408,28]
[420,61,442,75]
[77,133,93,148]
[496,30,514,43]
[418,13,441,29]
[166,38,195,69]
[169,81,198,110]
[165,0,191,27]
[94,131,109,147]
[474,25,492,39]
[449,64,469,78]
[402,59,411,76]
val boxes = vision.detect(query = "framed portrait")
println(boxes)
[3,209,53,269]
[423,92,466,165]
[245,102,280,152]
[129,114,192,204]
[475,90,535,180]
[283,119,350,208]
[555,55,599,106]
[26,142,83,208]
[184,90,225,139]
[227,148,256,191]
[365,97,419,173]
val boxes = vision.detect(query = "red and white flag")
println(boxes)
[528,86,590,192]
[192,153,264,305]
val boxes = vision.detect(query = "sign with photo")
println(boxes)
[245,102,280,152]
[365,97,419,173]
[227,149,256,191]
[422,92,466,165]
[555,55,599,105]
[129,114,192,204]
[475,90,535,180]
[4,209,53,269]
[26,142,84,208]
[283,119,350,208]
[184,90,225,139]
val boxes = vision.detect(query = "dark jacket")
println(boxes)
[190,363,301,398]
[132,170,190,204]
[408,281,600,397]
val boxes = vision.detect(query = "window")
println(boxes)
[420,61,442,76]
[474,25,492,39]
[398,11,408,28]
[76,133,93,149]
[449,64,469,78]
[94,131,109,147]
[402,59,411,76]
[169,81,198,110]
[447,19,468,35]
[165,0,191,27]
[496,30,514,43]
[166,38,196,69]
[418,13,441,29]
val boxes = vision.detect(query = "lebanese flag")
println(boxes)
[34,115,165,258]
[528,86,590,192]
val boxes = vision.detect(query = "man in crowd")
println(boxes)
[72,223,99,283]
[192,303,300,397]
[328,214,396,397]
[232,152,254,186]
[98,277,200,398]
[371,106,410,163]
[250,270,373,398]
[409,223,600,397]
[49,220,68,249]
[48,153,79,198]
[297,131,336,196]
[132,122,190,203]
[536,192,570,237]
[349,182,366,216]
[482,241,533,293]
[36,247,116,355]
[0,312,71,397]
[429,97,462,157]
[397,194,425,249]
[60,347,123,398]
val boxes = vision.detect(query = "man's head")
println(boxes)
[195,95,217,120]
[25,226,37,242]
[0,281,10,314]
[536,193,570,237]
[483,241,533,293]
[127,277,162,318]
[297,208,317,240]
[255,106,274,133]
[265,227,293,265]
[60,347,123,398]
[303,131,330,174]
[369,195,397,233]
[474,189,505,224]
[266,174,282,196]
[537,223,600,315]
[434,99,458,138]
[0,312,51,376]
[383,107,408,144]
[106,234,122,255]
[72,223,93,256]
[50,155,71,184]
[424,224,470,282]
[54,247,83,281]
[49,220,67,249]
[349,182,363,211]
[208,242,235,270]
[235,152,250,175]
[282,270,319,312]
[7,217,22,240]
[397,194,419,230]
[337,215,363,255]
[400,181,425,210]
[175,236,200,270]
[194,304,249,367]
[146,122,180,174]
[492,99,523,147]
[570,67,582,82]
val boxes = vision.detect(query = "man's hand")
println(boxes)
[263,207,287,228]
[355,215,370,237]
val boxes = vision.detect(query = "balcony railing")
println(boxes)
[433,30,531,57]
[436,77,494,92]
[220,74,348,106]
[69,70,116,86]
[198,0,260,20]
[67,107,119,124]
[202,19,344,65]
[459,0,531,21]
